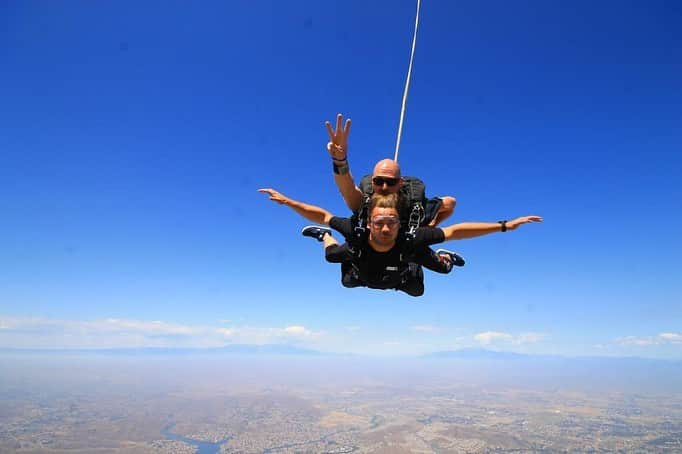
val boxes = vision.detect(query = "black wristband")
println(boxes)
[498,220,507,232]
[333,161,349,175]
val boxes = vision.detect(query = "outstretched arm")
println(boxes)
[441,216,543,241]
[258,188,333,225]
[325,113,364,211]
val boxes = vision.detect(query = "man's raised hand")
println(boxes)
[325,113,351,161]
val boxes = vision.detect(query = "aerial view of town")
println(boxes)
[1,355,681,453]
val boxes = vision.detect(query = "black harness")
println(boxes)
[343,204,423,294]
[343,175,434,293]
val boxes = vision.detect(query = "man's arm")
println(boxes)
[440,216,543,241]
[258,188,333,225]
[325,113,364,211]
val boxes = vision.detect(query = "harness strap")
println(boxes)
[405,202,424,242]
[353,195,371,244]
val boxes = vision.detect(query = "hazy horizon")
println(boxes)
[3,354,682,452]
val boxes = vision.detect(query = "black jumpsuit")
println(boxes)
[325,217,450,297]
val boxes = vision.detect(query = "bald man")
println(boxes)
[325,113,456,227]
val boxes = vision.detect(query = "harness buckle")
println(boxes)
[353,224,366,240]
[408,203,425,230]
[403,202,424,244]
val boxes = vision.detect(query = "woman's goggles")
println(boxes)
[370,216,400,228]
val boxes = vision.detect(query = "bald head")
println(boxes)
[373,159,401,179]
[371,159,403,195]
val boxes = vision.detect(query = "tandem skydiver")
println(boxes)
[324,113,460,280]
[258,188,542,297]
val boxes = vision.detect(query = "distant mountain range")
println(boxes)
[423,348,532,360]
[422,348,682,365]
[0,346,679,363]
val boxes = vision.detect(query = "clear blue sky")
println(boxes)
[1,1,681,357]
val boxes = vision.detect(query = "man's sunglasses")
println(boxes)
[372,177,400,187]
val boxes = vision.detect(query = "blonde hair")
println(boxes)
[369,193,399,214]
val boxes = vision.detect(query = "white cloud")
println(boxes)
[474,331,513,345]
[283,325,320,339]
[0,315,322,349]
[616,333,682,347]
[383,341,401,346]
[659,333,682,344]
[474,331,546,346]
[411,325,441,333]
[616,336,656,346]
[100,318,197,336]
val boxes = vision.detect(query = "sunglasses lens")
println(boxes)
[373,177,398,186]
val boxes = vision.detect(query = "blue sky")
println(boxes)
[1,1,681,357]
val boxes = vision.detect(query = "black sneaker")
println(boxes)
[301,225,332,242]
[436,249,465,267]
